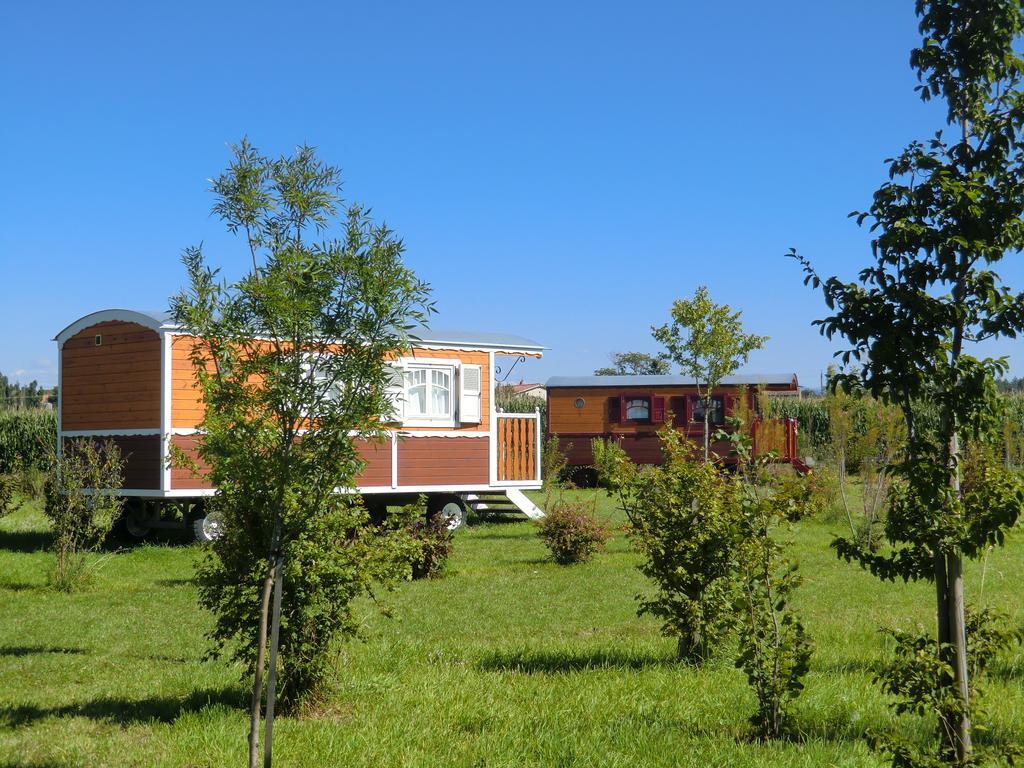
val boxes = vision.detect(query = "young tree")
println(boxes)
[593,351,671,376]
[171,140,431,768]
[652,286,767,459]
[43,439,123,591]
[792,3,1024,762]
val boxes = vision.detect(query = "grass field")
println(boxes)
[1,489,1023,767]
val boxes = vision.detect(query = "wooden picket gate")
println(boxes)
[496,412,541,483]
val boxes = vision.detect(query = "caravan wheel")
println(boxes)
[427,495,467,531]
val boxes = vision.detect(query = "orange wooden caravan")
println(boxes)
[56,309,546,539]
[545,374,804,477]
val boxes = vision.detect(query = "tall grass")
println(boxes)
[0,409,56,473]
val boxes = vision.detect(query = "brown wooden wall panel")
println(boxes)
[558,433,735,468]
[62,435,161,490]
[170,435,213,490]
[355,439,392,487]
[171,337,493,432]
[171,336,213,429]
[397,437,488,486]
[61,322,161,430]
[546,384,791,437]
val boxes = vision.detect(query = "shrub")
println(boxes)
[43,439,124,591]
[616,428,743,661]
[542,435,572,490]
[407,508,455,579]
[537,497,610,565]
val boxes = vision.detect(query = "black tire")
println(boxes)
[426,494,467,531]
[118,499,157,540]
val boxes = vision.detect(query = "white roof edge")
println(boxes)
[54,309,176,344]
[545,373,799,388]
[54,310,545,352]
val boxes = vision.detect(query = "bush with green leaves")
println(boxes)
[541,435,572,490]
[407,505,455,579]
[536,496,610,565]
[734,472,814,740]
[0,472,16,518]
[602,426,744,662]
[43,439,123,591]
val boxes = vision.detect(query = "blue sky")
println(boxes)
[3,1,1022,390]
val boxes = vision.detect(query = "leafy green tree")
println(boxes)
[593,351,671,376]
[43,439,123,591]
[171,139,431,768]
[791,3,1024,762]
[652,286,767,460]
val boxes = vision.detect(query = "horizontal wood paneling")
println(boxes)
[547,384,788,437]
[170,435,213,490]
[397,437,488,485]
[355,439,391,487]
[62,435,161,490]
[61,322,161,430]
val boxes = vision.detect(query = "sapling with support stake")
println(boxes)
[172,139,431,768]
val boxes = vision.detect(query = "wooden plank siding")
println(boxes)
[548,383,794,467]
[170,339,491,433]
[63,435,161,490]
[397,437,488,486]
[61,321,161,430]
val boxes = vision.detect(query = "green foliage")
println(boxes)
[407,504,455,580]
[792,2,1024,760]
[870,608,1024,768]
[591,436,631,492]
[495,385,546,421]
[0,473,16,518]
[0,409,56,474]
[0,372,55,410]
[611,426,744,662]
[652,285,767,459]
[536,495,611,565]
[43,439,123,591]
[199,494,419,699]
[594,351,670,376]
[541,435,572,490]
[734,478,814,740]
[172,139,433,711]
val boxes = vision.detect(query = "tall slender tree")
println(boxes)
[652,286,767,460]
[172,140,431,768]
[792,2,1024,762]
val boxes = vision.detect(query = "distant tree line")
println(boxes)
[0,372,56,410]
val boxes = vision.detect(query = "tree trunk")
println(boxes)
[248,559,275,768]
[703,407,710,461]
[263,553,284,768]
[947,551,971,763]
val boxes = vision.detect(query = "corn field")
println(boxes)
[0,409,57,473]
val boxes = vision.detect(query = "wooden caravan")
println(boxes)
[56,309,546,538]
[545,374,803,474]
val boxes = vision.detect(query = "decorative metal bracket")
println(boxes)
[495,355,527,383]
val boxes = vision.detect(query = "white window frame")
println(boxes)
[402,362,457,427]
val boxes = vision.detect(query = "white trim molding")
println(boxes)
[60,428,162,437]
[160,331,173,493]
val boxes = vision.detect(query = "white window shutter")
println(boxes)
[460,364,482,423]
[383,364,405,423]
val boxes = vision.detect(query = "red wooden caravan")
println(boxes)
[55,309,546,538]
[545,374,804,475]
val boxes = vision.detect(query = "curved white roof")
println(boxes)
[55,309,544,353]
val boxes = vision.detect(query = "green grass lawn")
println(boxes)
[1,489,1022,767]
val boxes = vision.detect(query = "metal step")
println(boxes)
[460,489,545,520]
